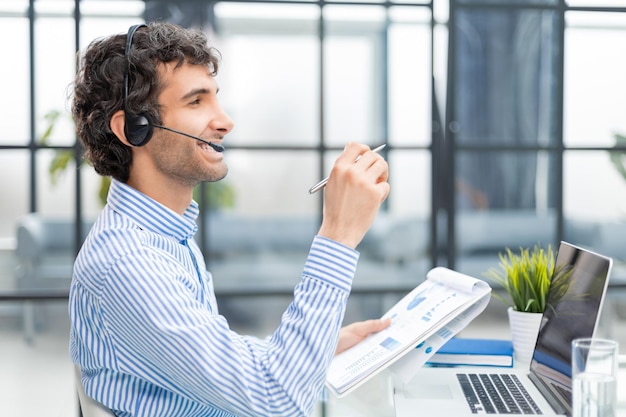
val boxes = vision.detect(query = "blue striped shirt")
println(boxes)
[69,179,359,417]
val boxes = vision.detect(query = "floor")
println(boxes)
[1,295,626,417]
[0,302,78,417]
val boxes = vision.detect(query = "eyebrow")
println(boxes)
[180,86,220,101]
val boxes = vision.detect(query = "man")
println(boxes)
[69,21,390,417]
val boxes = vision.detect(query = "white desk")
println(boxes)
[322,365,626,416]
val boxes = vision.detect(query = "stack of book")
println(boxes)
[426,337,514,367]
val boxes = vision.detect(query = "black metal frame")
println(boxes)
[4,2,626,416]
[4,0,626,312]
[4,0,626,315]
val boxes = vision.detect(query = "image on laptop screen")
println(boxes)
[528,242,613,411]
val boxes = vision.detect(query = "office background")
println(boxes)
[1,0,625,416]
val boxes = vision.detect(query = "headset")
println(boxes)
[122,24,225,152]
[123,24,153,146]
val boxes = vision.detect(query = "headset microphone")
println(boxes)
[152,124,225,152]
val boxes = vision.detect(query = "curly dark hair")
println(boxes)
[71,22,221,182]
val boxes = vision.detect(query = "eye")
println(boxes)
[189,98,201,106]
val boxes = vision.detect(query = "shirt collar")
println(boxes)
[106,179,199,241]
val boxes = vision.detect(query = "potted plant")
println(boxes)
[484,244,572,365]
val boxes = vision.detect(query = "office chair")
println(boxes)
[74,366,116,417]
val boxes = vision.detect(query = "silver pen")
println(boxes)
[308,144,387,194]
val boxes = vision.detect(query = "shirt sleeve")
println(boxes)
[100,235,359,417]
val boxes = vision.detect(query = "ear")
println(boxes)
[110,110,133,146]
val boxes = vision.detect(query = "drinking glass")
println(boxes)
[571,338,619,417]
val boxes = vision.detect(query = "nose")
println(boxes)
[210,104,234,135]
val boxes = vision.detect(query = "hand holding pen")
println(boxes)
[308,144,387,194]
[314,142,390,249]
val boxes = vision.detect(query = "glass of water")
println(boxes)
[572,338,619,417]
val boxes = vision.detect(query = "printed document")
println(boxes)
[326,267,492,397]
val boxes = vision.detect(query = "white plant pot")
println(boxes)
[507,307,543,366]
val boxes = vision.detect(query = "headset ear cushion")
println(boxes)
[125,113,153,146]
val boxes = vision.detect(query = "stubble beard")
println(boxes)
[168,159,228,189]
[152,134,228,188]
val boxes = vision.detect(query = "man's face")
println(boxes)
[148,61,234,188]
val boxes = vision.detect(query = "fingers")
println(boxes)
[336,142,371,165]
[361,156,390,197]
[362,318,392,334]
[335,142,389,195]
[318,142,390,248]
[335,318,392,355]
[353,150,390,201]
[351,318,391,336]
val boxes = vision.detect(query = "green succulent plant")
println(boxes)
[485,244,572,314]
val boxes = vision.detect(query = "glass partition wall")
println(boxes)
[1,0,626,416]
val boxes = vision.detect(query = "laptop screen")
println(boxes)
[529,241,613,409]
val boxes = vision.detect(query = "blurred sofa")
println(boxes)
[13,210,626,341]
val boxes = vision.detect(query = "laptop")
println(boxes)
[393,241,613,416]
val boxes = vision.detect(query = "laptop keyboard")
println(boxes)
[457,373,543,414]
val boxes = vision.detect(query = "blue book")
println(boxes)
[426,338,514,367]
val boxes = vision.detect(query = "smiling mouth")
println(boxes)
[198,141,224,153]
